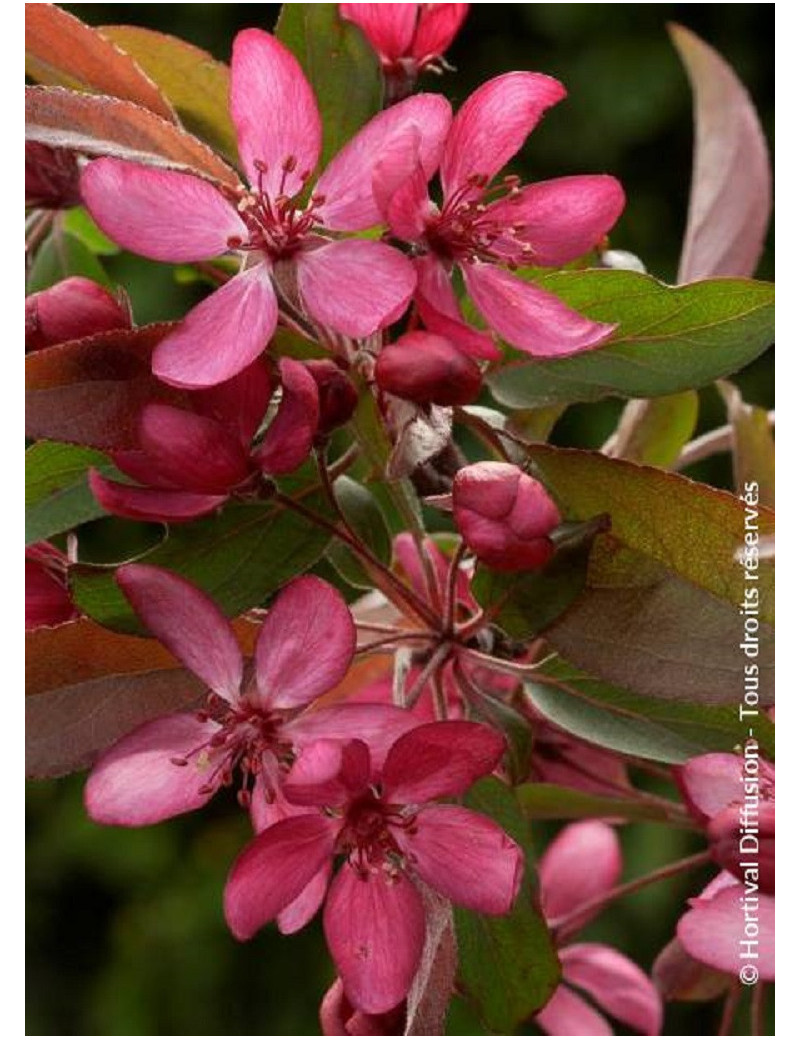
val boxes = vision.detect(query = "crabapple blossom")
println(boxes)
[25,276,131,351]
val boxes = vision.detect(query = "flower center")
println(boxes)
[336,791,417,879]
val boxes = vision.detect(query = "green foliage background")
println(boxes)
[27,4,774,1035]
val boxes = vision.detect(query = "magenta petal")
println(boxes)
[138,404,251,493]
[677,753,743,821]
[324,865,426,1015]
[339,4,417,62]
[84,713,223,826]
[89,470,226,522]
[440,72,566,199]
[193,360,273,446]
[26,276,130,350]
[536,984,612,1037]
[678,882,775,981]
[396,805,522,914]
[297,240,415,337]
[152,265,277,388]
[277,861,332,935]
[412,4,469,61]
[283,739,371,807]
[81,158,244,262]
[253,358,319,476]
[224,814,337,940]
[116,564,243,700]
[287,704,418,772]
[254,575,356,710]
[561,944,663,1035]
[539,821,622,924]
[381,721,505,803]
[463,262,616,357]
[317,94,451,231]
[414,255,499,360]
[230,29,321,196]
[489,175,626,267]
[384,157,433,242]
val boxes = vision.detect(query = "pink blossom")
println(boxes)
[25,542,78,629]
[25,276,131,351]
[536,821,663,1035]
[452,461,561,571]
[88,357,319,523]
[224,721,522,1013]
[378,72,625,358]
[80,30,451,388]
[85,565,414,829]
[375,330,483,406]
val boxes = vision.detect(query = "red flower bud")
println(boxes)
[708,802,775,894]
[452,461,560,571]
[25,277,131,351]
[25,142,82,210]
[320,978,404,1036]
[304,359,358,436]
[25,543,77,629]
[374,332,482,406]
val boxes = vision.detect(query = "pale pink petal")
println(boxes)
[396,805,522,913]
[463,262,616,357]
[339,4,417,61]
[317,94,451,231]
[283,739,371,807]
[412,4,470,62]
[297,240,415,337]
[116,563,243,700]
[536,984,612,1037]
[230,29,321,196]
[81,157,244,262]
[287,703,419,771]
[324,865,426,1014]
[539,821,622,924]
[193,360,273,446]
[440,73,566,199]
[138,404,252,493]
[678,883,775,980]
[254,575,356,709]
[677,753,743,821]
[152,265,277,388]
[88,470,227,523]
[277,861,332,935]
[414,255,499,360]
[561,944,663,1035]
[84,713,222,826]
[381,721,505,803]
[253,358,319,476]
[224,814,337,940]
[489,175,626,267]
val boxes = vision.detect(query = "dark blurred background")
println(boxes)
[27,4,774,1035]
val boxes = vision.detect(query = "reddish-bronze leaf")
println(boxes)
[26,4,176,122]
[25,324,188,450]
[26,85,240,186]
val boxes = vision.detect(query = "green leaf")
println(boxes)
[487,270,774,407]
[26,441,114,544]
[609,391,699,467]
[71,500,331,634]
[275,3,382,168]
[27,230,111,292]
[515,782,684,824]
[471,516,608,641]
[718,381,775,508]
[326,476,391,588]
[466,693,533,786]
[99,26,239,165]
[61,206,120,255]
[454,778,560,1032]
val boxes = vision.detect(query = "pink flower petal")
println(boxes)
[317,94,451,231]
[88,470,227,523]
[152,265,277,388]
[254,575,356,710]
[396,804,522,914]
[324,865,426,1015]
[463,262,616,357]
[440,72,566,200]
[383,155,433,242]
[339,4,417,62]
[539,821,622,925]
[489,175,626,267]
[84,713,223,826]
[193,360,273,446]
[414,255,499,360]
[253,358,319,476]
[297,239,415,337]
[283,739,371,807]
[138,403,252,493]
[287,703,419,772]
[116,563,243,700]
[678,753,744,821]
[230,29,321,197]
[412,4,469,62]
[249,777,305,834]
[536,984,612,1037]
[561,943,663,1035]
[81,157,244,262]
[381,720,505,803]
[224,814,337,940]
[678,882,775,980]
[26,276,130,350]
[25,551,75,629]
[277,861,332,935]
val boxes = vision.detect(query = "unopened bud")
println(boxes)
[26,276,131,351]
[375,332,482,406]
[304,360,358,436]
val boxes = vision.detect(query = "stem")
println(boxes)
[25,208,54,257]
[718,984,741,1036]
[356,631,436,655]
[552,850,712,943]
[750,981,766,1037]
[676,413,775,470]
[444,541,466,634]
[355,621,407,635]
[402,642,452,710]
[432,669,450,720]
